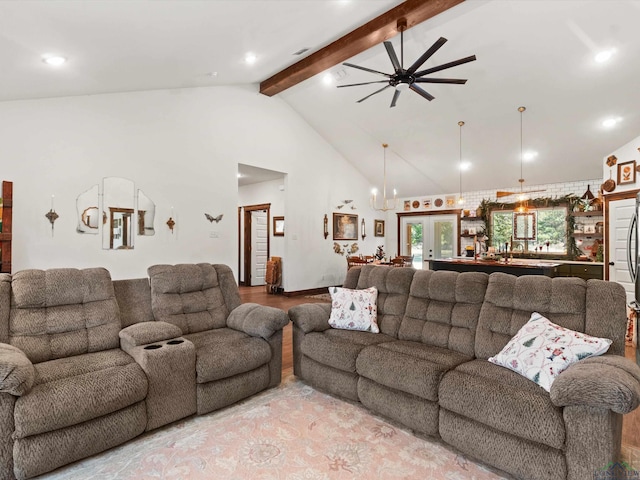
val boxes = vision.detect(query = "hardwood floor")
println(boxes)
[239,285,640,449]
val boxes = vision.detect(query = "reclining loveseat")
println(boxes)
[0,263,288,480]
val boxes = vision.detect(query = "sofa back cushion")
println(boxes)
[475,273,627,359]
[398,270,489,357]
[113,278,154,327]
[8,268,121,363]
[148,263,240,335]
[355,265,415,338]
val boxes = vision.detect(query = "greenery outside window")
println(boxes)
[491,206,567,254]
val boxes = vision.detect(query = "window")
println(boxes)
[491,206,567,254]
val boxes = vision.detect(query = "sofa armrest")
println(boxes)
[0,343,34,396]
[288,303,332,334]
[550,355,640,414]
[227,303,289,340]
[119,321,183,352]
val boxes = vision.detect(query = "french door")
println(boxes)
[399,214,459,269]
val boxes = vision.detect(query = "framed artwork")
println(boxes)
[333,213,358,240]
[468,227,477,235]
[445,195,455,207]
[618,160,636,185]
[423,198,432,208]
[273,216,284,236]
[403,200,411,211]
[374,219,385,237]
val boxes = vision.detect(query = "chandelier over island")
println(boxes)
[370,143,398,212]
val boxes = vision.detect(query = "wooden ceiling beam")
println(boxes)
[259,0,464,97]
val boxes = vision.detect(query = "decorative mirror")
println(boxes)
[137,189,155,236]
[513,212,536,240]
[102,177,135,250]
[76,185,99,234]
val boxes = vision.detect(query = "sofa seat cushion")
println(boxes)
[439,359,565,449]
[185,328,271,383]
[357,340,471,401]
[301,329,394,373]
[14,349,147,438]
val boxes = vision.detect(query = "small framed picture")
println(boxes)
[273,216,284,236]
[618,160,636,186]
[584,225,596,234]
[445,196,455,207]
[423,198,432,208]
[403,200,411,211]
[468,227,477,235]
[374,219,385,237]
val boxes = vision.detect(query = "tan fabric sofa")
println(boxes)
[289,265,640,480]
[0,263,288,480]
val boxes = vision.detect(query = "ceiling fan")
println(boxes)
[337,18,476,107]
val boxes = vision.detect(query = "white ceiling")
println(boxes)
[2,0,639,198]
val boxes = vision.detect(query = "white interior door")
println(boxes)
[400,214,458,269]
[251,210,268,286]
[608,197,635,303]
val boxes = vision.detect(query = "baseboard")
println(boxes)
[283,286,338,297]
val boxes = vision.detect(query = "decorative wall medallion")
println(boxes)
[412,200,420,209]
[434,198,443,207]
[606,155,617,167]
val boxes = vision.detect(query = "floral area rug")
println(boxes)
[41,375,510,480]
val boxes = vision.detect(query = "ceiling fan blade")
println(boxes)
[384,41,401,72]
[406,37,447,74]
[343,62,391,78]
[415,55,477,77]
[337,80,389,88]
[390,89,401,108]
[409,84,434,101]
[414,78,467,84]
[356,85,391,103]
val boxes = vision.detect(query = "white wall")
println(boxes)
[602,134,640,196]
[0,85,378,289]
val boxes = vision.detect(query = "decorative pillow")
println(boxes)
[328,287,379,333]
[488,312,612,392]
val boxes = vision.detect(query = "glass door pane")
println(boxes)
[433,218,455,259]
[401,215,457,269]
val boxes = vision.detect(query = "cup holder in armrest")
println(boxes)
[166,339,184,345]
[144,344,162,350]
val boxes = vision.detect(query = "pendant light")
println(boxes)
[457,121,465,205]
[517,106,528,213]
[370,143,398,211]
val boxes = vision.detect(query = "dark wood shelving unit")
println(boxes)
[1,181,13,273]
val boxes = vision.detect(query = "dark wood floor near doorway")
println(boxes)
[239,285,640,449]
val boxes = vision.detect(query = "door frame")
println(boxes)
[396,209,462,258]
[240,203,271,286]
[604,189,639,280]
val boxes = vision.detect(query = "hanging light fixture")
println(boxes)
[457,121,465,205]
[516,106,528,213]
[371,143,398,211]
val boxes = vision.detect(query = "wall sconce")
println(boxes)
[45,194,59,236]
[323,214,328,239]
[166,217,175,233]
[361,218,366,240]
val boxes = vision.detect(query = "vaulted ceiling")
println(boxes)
[1,0,638,197]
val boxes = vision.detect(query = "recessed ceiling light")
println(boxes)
[459,161,471,171]
[244,53,257,65]
[322,73,334,86]
[594,49,615,63]
[523,151,538,161]
[602,117,622,128]
[237,173,243,178]
[42,55,67,66]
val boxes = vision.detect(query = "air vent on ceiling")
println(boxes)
[292,48,309,56]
